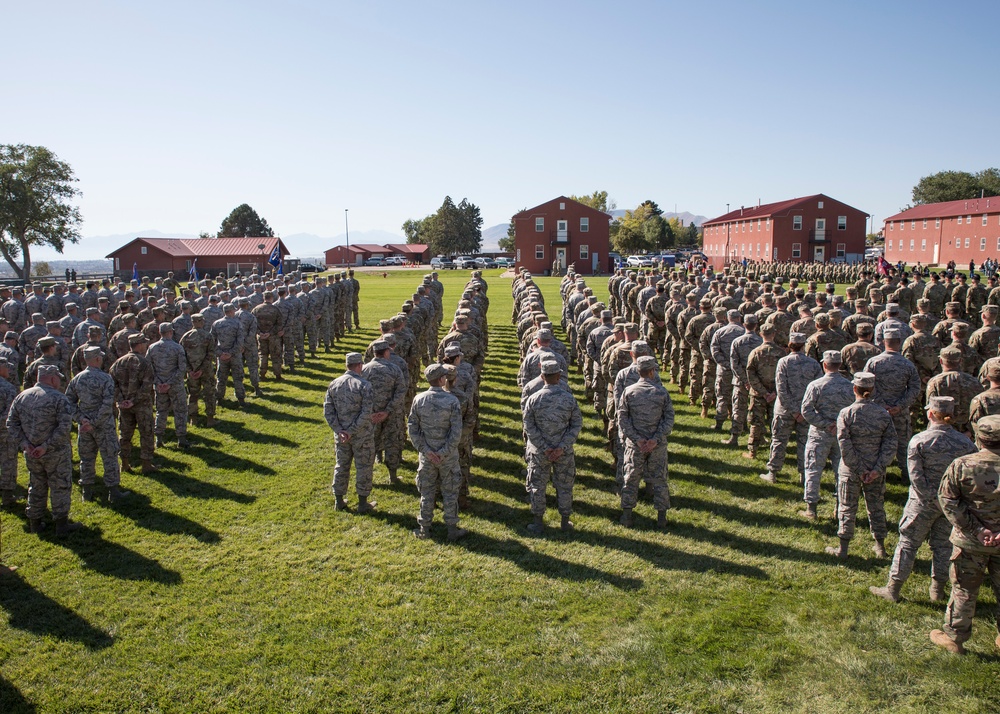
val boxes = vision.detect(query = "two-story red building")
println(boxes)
[701,194,868,270]
[513,197,612,275]
[882,196,1000,267]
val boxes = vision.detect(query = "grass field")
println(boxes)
[1,269,998,713]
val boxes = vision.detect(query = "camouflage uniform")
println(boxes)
[926,369,984,436]
[618,374,675,512]
[865,351,921,478]
[800,370,855,505]
[362,357,405,477]
[325,369,375,498]
[148,335,188,440]
[252,299,284,379]
[729,329,762,440]
[523,384,583,519]
[180,323,217,420]
[66,363,121,489]
[765,351,823,478]
[408,384,463,528]
[746,341,785,455]
[0,375,18,497]
[212,313,246,402]
[836,397,896,542]
[7,381,73,520]
[969,387,1000,436]
[236,303,260,391]
[109,350,155,464]
[711,320,745,421]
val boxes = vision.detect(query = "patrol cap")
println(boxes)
[540,359,561,375]
[789,332,807,345]
[454,315,469,325]
[857,323,875,337]
[624,322,639,334]
[983,305,999,316]
[85,307,99,316]
[83,345,104,360]
[713,307,727,319]
[951,321,970,335]
[760,323,776,336]
[940,346,963,363]
[744,314,758,327]
[371,339,389,353]
[727,309,741,320]
[916,298,930,308]
[986,360,1000,382]
[946,301,961,311]
[383,333,397,347]
[379,319,392,331]
[612,322,625,333]
[536,328,553,341]
[927,396,955,415]
[45,320,60,330]
[910,314,929,328]
[424,363,446,381]
[158,322,173,335]
[814,313,830,326]
[345,352,364,366]
[2,331,15,340]
[699,297,712,307]
[223,302,235,312]
[976,414,1000,443]
[444,343,463,358]
[192,312,205,322]
[37,364,63,380]
[852,371,875,388]
[630,340,652,356]
[601,309,612,320]
[37,335,56,348]
[822,350,842,364]
[128,334,148,347]
[539,321,553,330]
[855,298,868,307]
[636,355,658,372]
[886,302,900,314]
[64,302,78,310]
[686,293,698,302]
[883,328,902,340]
[32,313,46,323]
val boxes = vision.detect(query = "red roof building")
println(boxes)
[702,194,869,269]
[883,196,1000,267]
[106,237,288,280]
[325,244,392,266]
[383,243,430,264]
[513,197,612,275]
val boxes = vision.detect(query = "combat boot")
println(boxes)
[356,495,376,514]
[721,434,738,446]
[80,485,95,502]
[120,454,133,474]
[108,486,131,503]
[759,471,777,484]
[873,540,887,558]
[155,435,165,448]
[388,470,400,485]
[29,518,45,534]
[869,579,903,602]
[825,538,850,561]
[560,515,574,532]
[799,502,817,520]
[714,419,724,432]
[929,579,948,602]
[700,405,708,419]
[206,416,216,427]
[742,448,757,460]
[657,510,667,529]
[177,436,190,449]
[54,517,82,537]
[527,514,545,535]
[458,494,470,511]
[412,525,429,539]
[447,524,468,541]
[619,508,634,528]
[1,489,16,508]
[254,387,264,399]
[929,629,964,654]
[141,459,157,474]
[237,398,246,409]
[334,494,349,511]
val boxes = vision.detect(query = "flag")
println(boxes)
[132,262,139,282]
[268,244,281,268]
[277,259,283,276]
[877,255,890,277]
[190,258,198,284]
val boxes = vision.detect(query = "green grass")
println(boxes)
[1,269,998,713]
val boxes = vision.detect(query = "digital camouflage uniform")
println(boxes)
[865,351,921,478]
[836,398,896,542]
[148,336,188,440]
[766,351,823,478]
[711,321,745,421]
[618,375,675,512]
[523,384,583,518]
[180,324,217,420]
[362,357,406,476]
[66,365,120,488]
[0,375,18,496]
[109,351,155,464]
[325,369,375,498]
[212,313,245,402]
[7,382,73,520]
[729,329,762,440]
[252,300,284,379]
[408,385,463,528]
[800,370,855,505]
[746,341,785,455]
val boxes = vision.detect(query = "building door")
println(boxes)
[814,245,825,262]
[556,247,567,272]
[933,243,940,265]
[815,218,826,238]
[557,220,568,240]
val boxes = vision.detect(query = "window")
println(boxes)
[115,258,120,270]
[742,222,745,233]
[757,219,762,230]
[792,216,803,230]
[791,243,801,258]
[559,202,565,210]
[887,240,893,251]
[967,215,972,224]
[921,239,926,251]
[766,218,770,231]
[579,245,589,260]
[958,216,963,225]
[772,246,777,259]
[535,245,544,260]
[837,216,847,230]
[923,219,928,229]
[910,240,915,251]
[911,220,916,230]
[982,238,987,251]
[580,217,589,232]
[889,222,894,231]
[899,221,905,231]
[818,201,824,208]
[757,242,761,254]
[996,237,1000,251]
[984,214,989,226]
[749,221,753,232]
[836,243,846,258]
[936,218,941,228]
[141,246,148,255]
[535,217,544,232]
[965,237,971,248]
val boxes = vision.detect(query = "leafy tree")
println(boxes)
[685,222,701,247]
[218,203,274,237]
[500,208,525,253]
[611,204,657,255]
[423,196,482,256]
[911,168,1000,206]
[32,261,51,277]
[402,217,433,244]
[0,144,82,280]
[569,190,616,214]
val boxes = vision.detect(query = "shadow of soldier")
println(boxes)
[0,674,36,714]
[0,569,113,649]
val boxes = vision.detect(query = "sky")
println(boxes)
[6,0,1000,260]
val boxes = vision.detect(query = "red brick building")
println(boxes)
[325,244,392,266]
[883,196,1000,267]
[701,194,868,270]
[513,197,611,275]
[383,243,430,264]
[107,237,288,280]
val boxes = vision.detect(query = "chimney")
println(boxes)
[740,206,744,216]
[758,198,761,208]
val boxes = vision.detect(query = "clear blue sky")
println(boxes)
[8,0,999,258]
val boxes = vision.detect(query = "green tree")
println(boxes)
[569,190,616,214]
[423,196,483,256]
[499,208,525,253]
[0,144,82,280]
[611,205,656,255]
[402,217,431,244]
[32,261,51,277]
[911,168,1000,206]
[218,203,274,237]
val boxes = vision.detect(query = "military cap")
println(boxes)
[985,360,1000,382]
[0,358,10,371]
[613,316,626,326]
[886,303,900,314]
[238,297,250,306]
[945,301,961,311]
[30,313,45,324]
[37,364,63,379]
[699,297,712,307]
[371,339,390,353]
[940,346,963,362]
[191,313,206,322]
[84,307,100,316]
[686,293,698,302]
[223,302,235,312]
[983,305,999,316]
[822,350,842,364]
[444,343,463,358]
[951,321,970,335]
[883,328,902,340]
[536,328,553,341]
[789,332,807,345]
[814,313,830,326]
[379,319,392,330]
[852,371,875,388]
[455,315,469,324]
[857,323,875,336]
[798,305,812,316]
[83,345,104,360]
[88,325,103,334]
[713,307,728,319]
[152,306,165,314]
[624,322,639,334]
[916,298,930,308]
[45,320,60,330]
[128,334,148,347]
[600,310,613,320]
[540,359,561,375]
[37,335,57,349]
[869,287,883,296]
[636,355,658,372]
[612,322,625,332]
[346,352,363,366]
[927,396,955,415]
[64,302,78,310]
[158,322,174,334]
[976,414,1000,442]
[744,314,759,327]
[727,309,741,320]
[539,321,553,330]
[3,331,16,340]
[630,340,652,356]
[390,316,404,328]
[383,333,397,346]
[911,314,929,327]
[424,363,446,381]
[760,323,776,336]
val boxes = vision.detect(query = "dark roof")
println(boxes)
[107,237,285,259]
[884,196,1000,222]
[351,244,393,253]
[702,194,868,226]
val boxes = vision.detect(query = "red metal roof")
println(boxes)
[384,243,428,254]
[884,196,1000,222]
[107,236,285,259]
[702,195,824,226]
[513,196,613,220]
[351,244,393,253]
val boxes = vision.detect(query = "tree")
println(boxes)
[611,204,657,255]
[423,196,483,256]
[402,217,431,244]
[910,168,1000,206]
[570,190,617,214]
[0,144,82,280]
[218,203,274,237]
[499,208,525,253]
[32,261,51,277]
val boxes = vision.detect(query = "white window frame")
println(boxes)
[791,243,801,258]
[984,214,989,227]
[837,216,847,230]
[836,243,846,258]
[535,217,544,232]
[792,216,803,230]
[911,220,916,230]
[965,237,971,248]
[936,218,941,228]
[996,237,1000,251]
[818,201,824,208]
[579,244,589,260]
[910,239,915,251]
[923,219,928,229]
[967,215,972,224]
[958,216,963,225]
[115,258,120,270]
[535,244,544,260]
[921,239,926,251]
[887,240,893,251]
[580,217,589,232]
[141,246,148,255]
[981,237,987,251]
[766,218,770,231]
[889,222,894,231]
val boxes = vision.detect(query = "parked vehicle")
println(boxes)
[298,262,324,273]
[865,247,883,260]
[454,256,477,269]
[495,257,512,268]
[626,255,654,268]
[363,257,385,267]
[384,256,404,266]
[474,257,497,269]
[655,254,676,267]
[431,256,456,269]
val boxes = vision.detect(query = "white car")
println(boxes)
[626,255,654,268]
[384,256,404,266]
[454,256,476,269]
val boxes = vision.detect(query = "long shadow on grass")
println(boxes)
[141,464,256,504]
[0,675,35,714]
[101,492,221,543]
[183,442,277,475]
[0,571,113,649]
[54,525,182,583]
[210,420,298,448]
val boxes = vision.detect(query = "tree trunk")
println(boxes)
[0,237,24,280]
[18,236,29,282]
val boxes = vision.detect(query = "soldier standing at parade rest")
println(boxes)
[109,334,157,474]
[325,353,376,514]
[929,414,1000,655]
[148,322,190,449]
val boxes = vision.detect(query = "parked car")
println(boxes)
[626,255,654,268]
[431,256,456,269]
[363,257,385,267]
[298,263,324,273]
[384,256,404,266]
[474,257,497,269]
[495,257,512,268]
[655,254,676,267]
[454,256,477,269]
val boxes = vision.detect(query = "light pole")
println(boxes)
[725,203,731,265]
[345,209,350,248]
[258,243,265,278]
